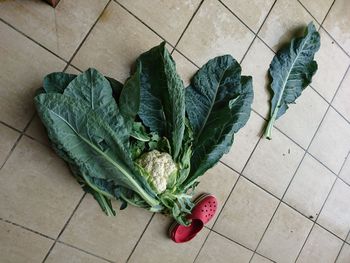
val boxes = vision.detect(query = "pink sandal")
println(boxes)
[169,194,218,243]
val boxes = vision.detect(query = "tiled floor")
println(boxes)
[0,0,349,262]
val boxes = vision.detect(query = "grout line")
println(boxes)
[217,0,255,36]
[57,241,114,263]
[249,62,350,261]
[250,105,350,190]
[298,0,350,59]
[296,0,323,26]
[67,63,83,73]
[239,0,278,65]
[210,229,276,262]
[0,113,36,170]
[0,132,22,169]
[41,193,86,263]
[0,60,70,170]
[0,217,55,241]
[335,230,350,262]
[113,0,174,49]
[172,48,200,69]
[294,179,337,262]
[63,0,112,71]
[1,2,348,261]
[171,0,205,54]
[319,0,336,26]
[221,160,349,244]
[192,228,212,263]
[192,124,265,263]
[292,64,350,262]
[0,120,23,134]
[319,25,350,58]
[252,33,349,112]
[295,147,350,262]
[248,194,280,262]
[126,213,155,263]
[0,19,69,65]
[330,104,350,125]
[212,134,263,228]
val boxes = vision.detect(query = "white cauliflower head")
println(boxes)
[136,150,177,194]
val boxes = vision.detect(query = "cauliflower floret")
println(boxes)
[136,150,177,194]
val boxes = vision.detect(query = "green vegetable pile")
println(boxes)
[35,42,253,225]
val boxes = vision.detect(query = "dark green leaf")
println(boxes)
[64,68,129,144]
[106,76,124,102]
[183,55,253,188]
[35,93,159,207]
[119,64,141,131]
[137,42,185,160]
[264,22,320,139]
[43,72,77,93]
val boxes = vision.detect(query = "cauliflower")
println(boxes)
[136,150,177,194]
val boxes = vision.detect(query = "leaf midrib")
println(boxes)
[195,68,227,141]
[272,32,312,118]
[48,108,153,202]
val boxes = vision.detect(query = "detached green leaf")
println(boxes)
[264,22,320,139]
[137,42,185,160]
[183,55,253,188]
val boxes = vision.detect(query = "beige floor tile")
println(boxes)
[172,50,198,87]
[116,0,201,45]
[0,220,53,263]
[214,177,279,250]
[0,0,108,60]
[0,21,66,130]
[0,137,83,237]
[251,254,273,263]
[337,243,350,263]
[221,0,274,33]
[283,154,336,220]
[221,112,266,173]
[323,0,350,55]
[317,180,350,239]
[275,87,329,149]
[339,155,350,185]
[26,66,81,146]
[195,231,253,263]
[243,129,305,198]
[195,162,239,228]
[309,108,350,174]
[60,194,152,262]
[258,0,317,51]
[128,214,209,263]
[72,1,162,83]
[257,203,313,263]
[312,29,350,102]
[241,38,274,119]
[333,70,350,122]
[25,115,50,146]
[46,243,108,263]
[177,0,254,66]
[299,0,333,23]
[297,225,343,263]
[0,124,20,166]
